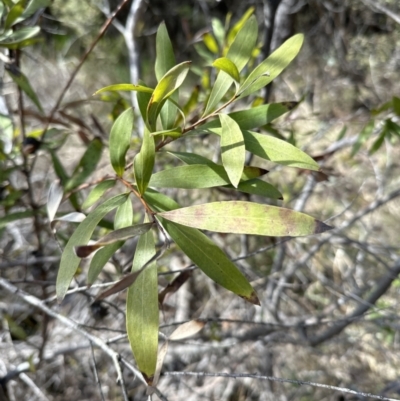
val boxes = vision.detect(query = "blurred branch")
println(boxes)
[163,371,400,401]
[308,257,400,346]
[360,0,400,25]
[0,277,146,398]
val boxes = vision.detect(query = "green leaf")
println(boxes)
[64,138,103,192]
[5,1,24,29]
[143,188,180,212]
[87,242,123,286]
[93,84,153,96]
[369,128,386,155]
[242,130,319,170]
[393,96,400,117]
[159,201,332,237]
[150,127,182,139]
[18,0,51,21]
[0,210,34,229]
[203,15,258,115]
[219,113,245,187]
[114,196,133,229]
[159,218,259,305]
[199,103,291,131]
[166,151,216,166]
[0,3,4,20]
[136,82,153,122]
[228,178,282,199]
[0,114,13,154]
[82,180,116,210]
[203,32,219,54]
[351,120,374,157]
[238,34,304,99]
[0,27,40,47]
[5,64,43,113]
[133,127,155,194]
[147,61,191,131]
[109,108,134,176]
[75,223,153,258]
[57,193,128,302]
[149,164,266,189]
[212,57,240,85]
[126,217,159,383]
[211,18,225,48]
[226,7,255,45]
[155,23,178,130]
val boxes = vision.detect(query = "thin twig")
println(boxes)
[163,371,400,401]
[90,341,106,401]
[0,277,147,395]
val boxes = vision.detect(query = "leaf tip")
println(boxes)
[242,291,260,306]
[314,221,334,234]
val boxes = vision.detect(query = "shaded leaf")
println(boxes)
[351,120,374,157]
[133,127,155,195]
[203,15,258,115]
[64,138,103,192]
[229,178,282,199]
[5,63,43,113]
[238,34,304,99]
[5,1,24,29]
[136,82,153,122]
[56,193,129,302]
[75,223,154,258]
[126,218,159,383]
[18,0,51,21]
[82,180,116,210]
[109,108,134,176]
[0,27,40,47]
[159,217,259,304]
[0,210,34,229]
[219,113,245,187]
[159,201,333,237]
[114,196,133,229]
[211,18,225,48]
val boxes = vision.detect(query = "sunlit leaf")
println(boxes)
[159,201,333,237]
[169,320,205,341]
[226,6,255,45]
[64,138,103,192]
[56,193,128,302]
[211,18,225,48]
[159,218,259,305]
[5,1,24,29]
[147,61,191,131]
[109,108,134,176]
[136,82,153,122]
[243,130,319,170]
[50,212,86,232]
[82,180,116,210]
[18,0,51,21]
[238,34,304,98]
[150,127,182,138]
[127,217,159,383]
[0,27,41,47]
[93,84,153,96]
[203,32,219,54]
[47,180,63,223]
[133,127,155,194]
[213,57,240,84]
[219,113,245,187]
[203,15,258,115]
[149,164,266,189]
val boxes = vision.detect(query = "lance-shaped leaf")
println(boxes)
[166,151,216,166]
[75,223,154,258]
[18,0,52,21]
[219,113,245,188]
[159,217,259,305]
[238,34,304,99]
[5,1,24,29]
[56,193,128,302]
[243,130,319,171]
[47,180,63,223]
[203,15,258,116]
[155,22,178,130]
[87,197,133,285]
[150,127,182,139]
[109,108,134,176]
[159,201,333,237]
[137,83,153,122]
[82,180,116,210]
[199,103,292,131]
[226,178,282,199]
[126,218,159,383]
[51,212,86,232]
[0,26,40,47]
[169,320,205,341]
[149,164,265,189]
[212,57,240,85]
[134,127,155,195]
[147,61,191,131]
[5,63,43,113]
[93,84,153,96]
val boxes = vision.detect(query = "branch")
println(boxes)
[163,371,400,401]
[0,277,146,395]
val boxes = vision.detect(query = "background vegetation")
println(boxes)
[1,0,400,400]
